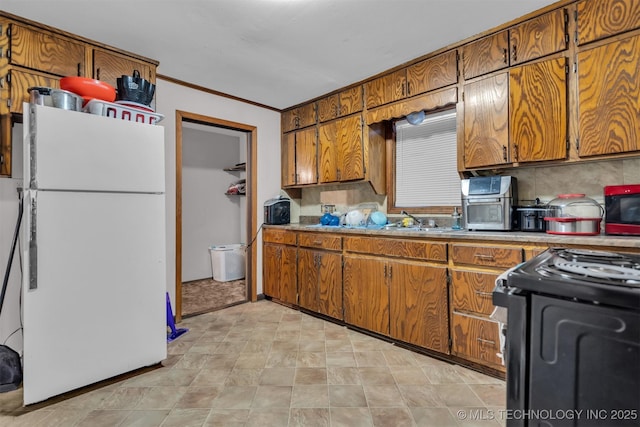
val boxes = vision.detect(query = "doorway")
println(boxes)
[175,111,258,321]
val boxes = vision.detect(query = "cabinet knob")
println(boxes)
[511,45,517,62]
[513,144,519,162]
[96,68,101,80]
[503,48,508,64]
[502,145,508,162]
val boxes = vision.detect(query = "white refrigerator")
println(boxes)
[21,103,167,405]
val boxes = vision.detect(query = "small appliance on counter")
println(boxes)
[264,196,290,225]
[604,184,640,235]
[544,194,603,235]
[512,198,549,232]
[461,176,517,231]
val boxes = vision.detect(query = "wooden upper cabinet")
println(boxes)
[295,127,318,185]
[577,33,640,157]
[463,72,510,169]
[317,86,363,122]
[8,69,60,114]
[318,114,363,183]
[281,132,296,187]
[93,49,154,88]
[9,23,86,77]
[406,50,458,96]
[462,30,509,80]
[577,0,640,45]
[282,102,316,132]
[510,57,568,163]
[365,69,406,109]
[510,8,567,65]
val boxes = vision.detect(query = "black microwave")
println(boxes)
[264,197,290,225]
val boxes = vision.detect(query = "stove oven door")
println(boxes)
[529,294,640,426]
[493,284,528,427]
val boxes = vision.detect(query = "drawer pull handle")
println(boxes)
[477,338,496,345]
[474,254,495,261]
[475,291,493,298]
[313,240,322,245]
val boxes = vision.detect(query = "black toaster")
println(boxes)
[264,197,290,225]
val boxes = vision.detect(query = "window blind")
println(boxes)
[395,109,461,207]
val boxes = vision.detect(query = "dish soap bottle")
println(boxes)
[452,207,462,230]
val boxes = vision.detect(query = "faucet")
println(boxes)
[400,210,423,227]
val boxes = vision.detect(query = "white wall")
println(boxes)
[181,128,243,282]
[155,79,282,307]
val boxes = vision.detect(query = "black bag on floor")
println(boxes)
[0,345,21,392]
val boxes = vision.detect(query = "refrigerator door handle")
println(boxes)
[28,191,38,290]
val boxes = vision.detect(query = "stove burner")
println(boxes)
[553,260,640,283]
[533,248,640,288]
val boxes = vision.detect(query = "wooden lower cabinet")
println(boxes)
[389,260,449,353]
[343,255,389,335]
[343,253,449,353]
[298,248,342,320]
[451,313,503,368]
[263,229,298,305]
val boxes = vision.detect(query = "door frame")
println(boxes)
[175,110,258,321]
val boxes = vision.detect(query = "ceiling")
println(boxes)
[3,0,556,110]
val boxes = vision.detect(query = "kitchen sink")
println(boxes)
[385,226,462,233]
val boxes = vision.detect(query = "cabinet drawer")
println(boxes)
[344,236,446,262]
[263,228,297,245]
[451,313,504,370]
[451,270,498,315]
[298,232,342,250]
[9,23,86,76]
[451,244,522,268]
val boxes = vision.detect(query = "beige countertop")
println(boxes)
[268,224,640,249]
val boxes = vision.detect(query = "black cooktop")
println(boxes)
[506,248,640,310]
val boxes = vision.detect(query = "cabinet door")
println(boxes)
[295,127,318,185]
[279,246,298,305]
[338,86,363,117]
[406,50,458,97]
[335,114,364,182]
[365,69,406,109]
[9,69,60,114]
[462,30,510,80]
[283,103,316,132]
[318,252,342,320]
[263,244,281,300]
[510,57,567,163]
[576,0,640,45]
[463,73,510,168]
[510,8,567,65]
[389,261,448,353]
[282,132,297,187]
[343,255,389,336]
[297,248,319,312]
[317,94,339,123]
[318,120,338,183]
[9,23,86,77]
[93,50,153,88]
[577,33,640,157]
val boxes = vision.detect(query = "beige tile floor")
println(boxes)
[0,300,506,426]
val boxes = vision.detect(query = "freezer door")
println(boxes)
[24,103,165,193]
[22,190,167,405]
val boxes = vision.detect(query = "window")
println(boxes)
[393,109,460,210]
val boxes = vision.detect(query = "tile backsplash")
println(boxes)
[285,157,640,223]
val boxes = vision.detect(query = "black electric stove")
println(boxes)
[506,247,640,310]
[494,247,640,427]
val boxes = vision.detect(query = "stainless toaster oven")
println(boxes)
[462,176,517,231]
